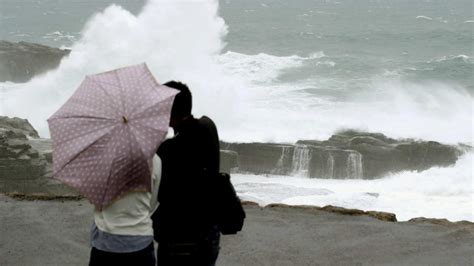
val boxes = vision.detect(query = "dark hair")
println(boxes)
[164,80,192,118]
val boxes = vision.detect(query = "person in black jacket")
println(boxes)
[152,81,221,266]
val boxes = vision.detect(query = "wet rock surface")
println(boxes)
[0,116,40,138]
[0,40,70,82]
[0,117,75,195]
[408,217,474,230]
[265,203,398,222]
[221,130,462,179]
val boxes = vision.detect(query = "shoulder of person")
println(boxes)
[197,115,217,130]
[152,154,162,167]
[157,138,173,155]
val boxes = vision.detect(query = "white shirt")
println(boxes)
[93,155,161,236]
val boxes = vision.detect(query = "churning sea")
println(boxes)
[1,0,473,221]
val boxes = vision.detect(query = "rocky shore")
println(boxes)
[0,116,469,195]
[0,116,472,265]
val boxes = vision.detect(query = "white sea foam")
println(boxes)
[315,61,336,67]
[233,152,474,222]
[416,15,433,20]
[216,51,324,83]
[43,31,77,44]
[430,54,472,63]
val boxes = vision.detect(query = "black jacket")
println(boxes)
[152,115,220,242]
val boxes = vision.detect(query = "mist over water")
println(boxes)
[0,0,472,221]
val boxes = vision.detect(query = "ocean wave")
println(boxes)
[416,15,433,20]
[430,54,473,63]
[43,31,77,44]
[416,15,450,24]
[216,51,325,83]
[315,61,336,67]
[392,54,473,92]
[400,55,474,90]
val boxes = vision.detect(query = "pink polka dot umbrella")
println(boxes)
[47,63,178,210]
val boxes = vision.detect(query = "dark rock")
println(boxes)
[365,211,397,222]
[349,136,392,147]
[220,150,239,173]
[320,205,366,216]
[0,128,47,185]
[408,217,474,230]
[395,141,459,171]
[221,141,365,178]
[332,129,399,144]
[222,129,463,179]
[0,116,39,138]
[0,118,76,196]
[220,142,295,175]
[0,41,70,83]
[265,203,397,222]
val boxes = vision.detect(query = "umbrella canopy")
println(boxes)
[48,63,178,210]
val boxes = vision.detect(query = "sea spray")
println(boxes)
[346,151,363,179]
[272,146,292,175]
[326,153,335,178]
[291,145,312,177]
[0,0,256,139]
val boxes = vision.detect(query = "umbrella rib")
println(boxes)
[129,92,175,120]
[115,70,127,116]
[100,125,147,208]
[126,70,162,115]
[94,69,149,91]
[89,79,124,115]
[97,127,129,210]
[54,126,117,178]
[51,119,116,146]
[131,123,168,141]
[131,113,170,125]
[128,126,155,175]
[99,139,119,210]
[48,115,115,122]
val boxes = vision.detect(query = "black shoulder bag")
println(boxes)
[212,172,246,235]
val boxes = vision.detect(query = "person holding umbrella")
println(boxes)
[48,64,178,265]
[88,154,162,265]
